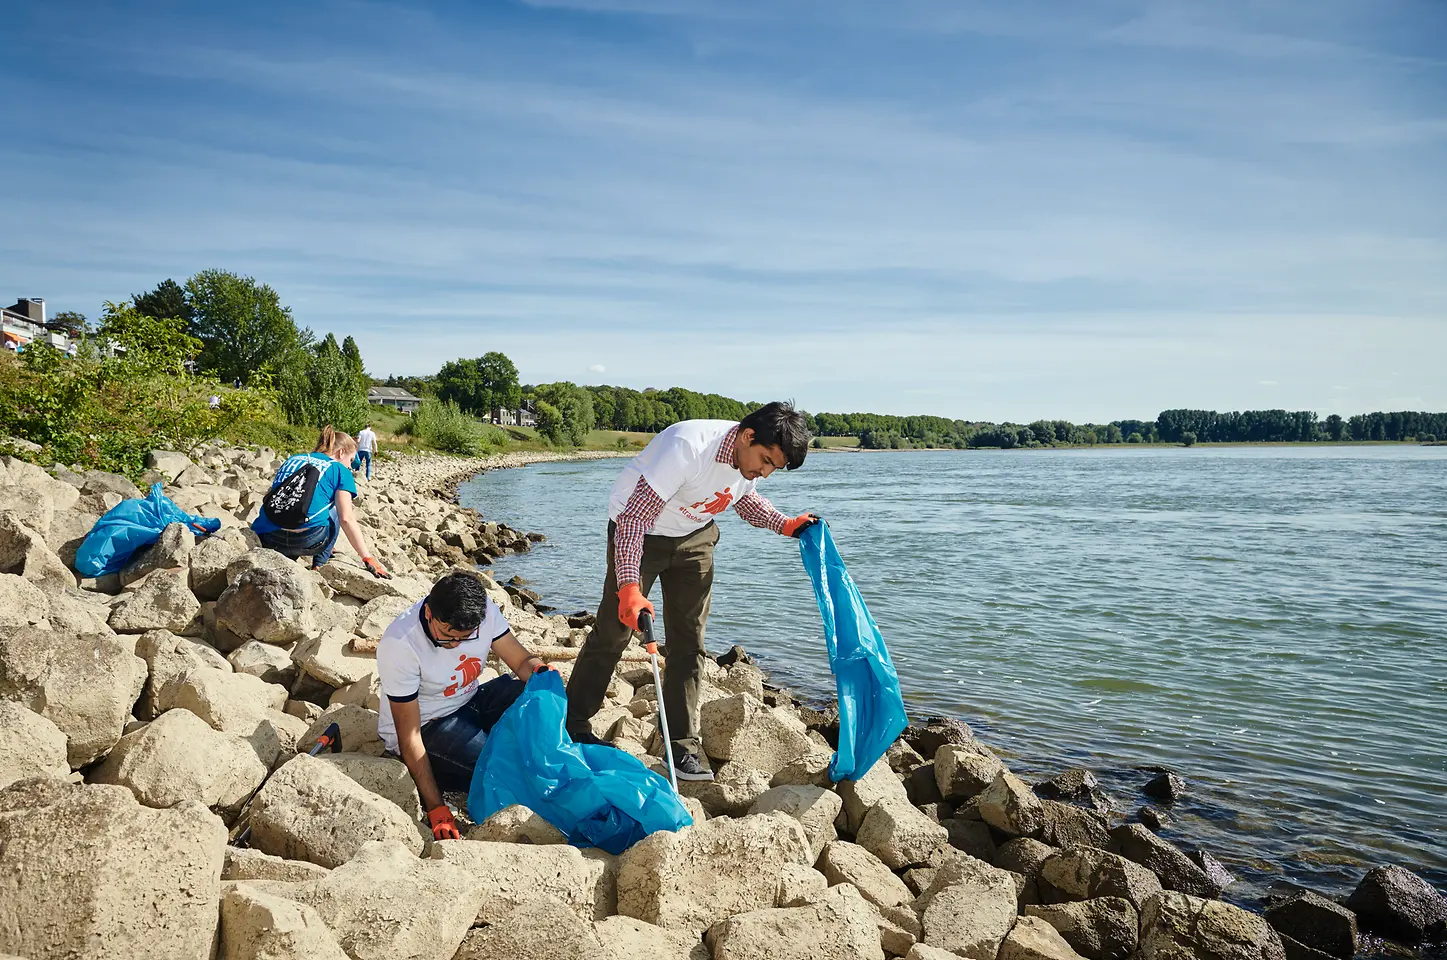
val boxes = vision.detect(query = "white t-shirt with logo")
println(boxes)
[608,420,759,537]
[356,428,377,453]
[375,597,512,753]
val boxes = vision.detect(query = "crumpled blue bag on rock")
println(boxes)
[798,521,909,782]
[468,669,692,855]
[74,482,222,578]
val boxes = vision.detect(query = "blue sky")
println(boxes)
[3,0,1444,422]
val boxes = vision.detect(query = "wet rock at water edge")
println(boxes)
[1264,890,1358,959]
[904,717,975,760]
[1346,865,1447,944]
[1143,770,1186,802]
[1138,805,1167,830]
[1035,768,1114,815]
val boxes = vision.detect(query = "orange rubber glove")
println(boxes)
[362,556,392,579]
[616,582,655,631]
[427,804,461,841]
[781,513,821,538]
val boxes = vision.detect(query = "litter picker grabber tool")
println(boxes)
[638,611,678,794]
[231,722,342,846]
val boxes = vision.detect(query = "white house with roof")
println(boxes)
[367,386,422,414]
[2,298,75,354]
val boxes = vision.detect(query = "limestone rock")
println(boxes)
[90,707,269,817]
[291,627,376,687]
[1346,864,1447,944]
[44,590,112,634]
[747,784,842,861]
[1110,822,1220,897]
[617,814,811,930]
[223,846,331,883]
[978,770,1047,837]
[1002,915,1088,960]
[838,756,912,834]
[44,507,99,568]
[705,883,885,960]
[265,839,480,960]
[0,573,49,631]
[454,896,607,959]
[770,747,836,790]
[229,640,297,686]
[428,838,613,923]
[921,872,1020,960]
[593,915,709,959]
[996,836,1058,884]
[249,753,424,868]
[219,886,348,960]
[216,549,317,644]
[875,900,925,955]
[467,803,567,844]
[328,672,381,711]
[0,627,146,767]
[1025,898,1139,960]
[1144,771,1186,802]
[319,560,426,603]
[1035,768,1113,815]
[777,862,829,906]
[0,702,70,790]
[817,839,913,909]
[1039,799,1114,852]
[700,693,813,776]
[917,849,1027,907]
[678,763,771,817]
[0,484,55,537]
[190,532,247,601]
[316,753,419,819]
[80,469,142,501]
[1139,890,1286,960]
[857,796,950,869]
[0,511,75,590]
[906,717,977,759]
[118,522,195,587]
[148,449,196,480]
[908,946,963,960]
[0,778,225,960]
[300,703,386,756]
[135,628,232,719]
[172,667,289,734]
[355,594,412,640]
[1041,846,1163,911]
[936,743,1006,801]
[1264,891,1358,959]
[109,568,201,633]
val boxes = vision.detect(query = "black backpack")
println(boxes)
[262,459,325,529]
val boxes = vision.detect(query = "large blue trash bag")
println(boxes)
[74,482,222,578]
[468,669,693,855]
[798,521,908,782]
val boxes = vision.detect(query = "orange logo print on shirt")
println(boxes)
[444,654,484,697]
[690,487,733,515]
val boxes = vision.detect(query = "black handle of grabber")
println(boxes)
[313,722,342,755]
[638,610,655,644]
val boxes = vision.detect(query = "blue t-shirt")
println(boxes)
[251,453,357,535]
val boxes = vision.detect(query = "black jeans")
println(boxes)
[420,675,527,792]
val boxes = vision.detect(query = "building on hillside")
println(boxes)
[2,298,76,354]
[491,405,537,427]
[367,386,422,414]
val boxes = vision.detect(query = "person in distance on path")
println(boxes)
[377,571,556,841]
[565,401,819,782]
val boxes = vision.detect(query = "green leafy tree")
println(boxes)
[185,269,300,384]
[535,399,565,445]
[132,279,193,322]
[478,352,521,416]
[275,334,370,432]
[1324,414,1346,441]
[49,311,89,338]
[342,336,364,375]
[1181,431,1198,447]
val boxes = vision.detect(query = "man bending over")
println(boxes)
[378,571,554,840]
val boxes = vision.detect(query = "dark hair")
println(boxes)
[426,572,489,631]
[739,401,812,470]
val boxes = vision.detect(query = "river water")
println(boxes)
[458,445,1446,908]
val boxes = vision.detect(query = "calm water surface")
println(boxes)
[459,446,1446,907]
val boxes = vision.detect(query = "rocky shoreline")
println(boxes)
[1,443,1443,959]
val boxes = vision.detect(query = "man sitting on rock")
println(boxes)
[565,401,818,782]
[377,571,555,840]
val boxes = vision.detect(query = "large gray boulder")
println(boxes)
[454,896,607,959]
[134,628,232,719]
[936,743,1007,801]
[1041,846,1163,911]
[705,883,885,959]
[248,753,424,868]
[228,639,297,687]
[108,567,201,633]
[700,694,813,776]
[188,528,252,601]
[118,522,195,588]
[856,796,950,869]
[978,771,1047,837]
[90,708,269,818]
[1346,865,1447,944]
[0,777,226,960]
[1264,890,1357,959]
[0,627,146,767]
[837,756,912,834]
[617,814,812,930]
[147,449,196,481]
[818,838,914,908]
[0,702,70,790]
[0,573,48,631]
[1001,915,1089,960]
[428,838,614,923]
[747,784,842,861]
[279,839,482,960]
[0,511,75,590]
[219,886,348,960]
[44,507,99,569]
[291,627,376,687]
[593,916,709,959]
[171,667,289,734]
[1026,898,1139,960]
[215,548,317,644]
[920,871,1020,960]
[1110,823,1221,897]
[1139,890,1286,960]
[316,753,420,820]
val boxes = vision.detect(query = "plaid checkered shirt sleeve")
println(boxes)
[614,476,667,586]
[734,490,789,534]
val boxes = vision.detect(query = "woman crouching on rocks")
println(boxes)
[250,425,392,578]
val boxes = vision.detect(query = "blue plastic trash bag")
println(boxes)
[74,482,222,578]
[468,670,692,855]
[798,521,908,782]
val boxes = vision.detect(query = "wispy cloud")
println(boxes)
[1,0,1444,419]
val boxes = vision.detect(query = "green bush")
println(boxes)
[409,398,496,455]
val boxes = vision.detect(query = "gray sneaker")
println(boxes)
[672,752,714,782]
